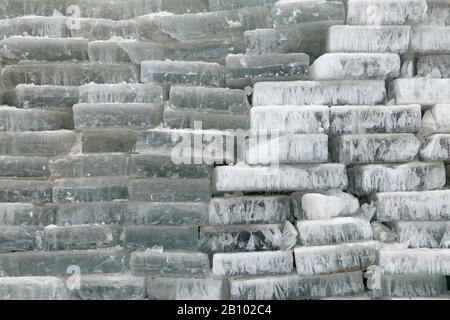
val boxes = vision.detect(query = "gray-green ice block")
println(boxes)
[213,250,294,277]
[0,180,52,204]
[169,85,250,114]
[199,223,292,254]
[330,133,420,165]
[12,85,79,109]
[225,53,309,89]
[0,277,69,300]
[329,105,421,134]
[208,195,293,225]
[147,277,227,300]
[0,107,74,131]
[123,226,199,251]
[43,225,121,251]
[129,154,210,179]
[0,36,88,62]
[370,190,450,221]
[252,80,386,106]
[244,23,332,58]
[296,217,373,246]
[130,251,210,277]
[52,177,129,203]
[0,203,52,226]
[73,103,163,128]
[129,178,211,202]
[0,226,42,253]
[79,83,163,104]
[0,16,69,38]
[135,6,271,42]
[347,161,446,195]
[209,0,277,10]
[0,131,76,156]
[271,0,345,27]
[0,247,126,276]
[73,274,146,300]
[293,241,376,276]
[164,106,250,130]
[135,128,234,164]
[1,62,139,88]
[81,129,137,153]
[50,201,207,226]
[0,156,49,178]
[49,153,128,178]
[141,60,225,87]
[229,271,365,300]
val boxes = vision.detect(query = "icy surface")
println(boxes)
[246,133,328,164]
[371,222,397,242]
[330,105,421,134]
[213,250,294,276]
[0,276,69,300]
[417,55,450,78]
[296,216,373,245]
[250,105,330,134]
[330,133,420,165]
[208,196,293,225]
[347,162,446,195]
[147,277,226,300]
[229,271,364,300]
[419,134,450,161]
[379,248,450,274]
[377,275,448,297]
[392,221,450,248]
[291,190,360,220]
[410,26,450,53]
[213,164,348,192]
[389,78,450,106]
[79,83,163,104]
[253,80,386,106]
[421,104,450,135]
[327,25,411,53]
[347,0,428,25]
[294,241,377,276]
[310,53,400,80]
[371,190,450,221]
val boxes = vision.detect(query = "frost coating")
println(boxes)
[389,78,450,106]
[347,0,428,25]
[213,164,348,192]
[371,190,450,221]
[326,25,411,53]
[291,190,360,220]
[296,216,373,245]
[419,134,450,161]
[229,271,364,300]
[79,83,163,104]
[208,196,293,225]
[253,80,386,106]
[377,275,448,297]
[371,221,397,242]
[294,241,377,276]
[379,248,450,274]
[250,105,330,134]
[246,133,328,164]
[347,162,446,195]
[0,276,69,300]
[421,104,450,135]
[213,250,294,276]
[310,53,400,80]
[147,277,226,300]
[330,105,421,134]
[391,221,450,248]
